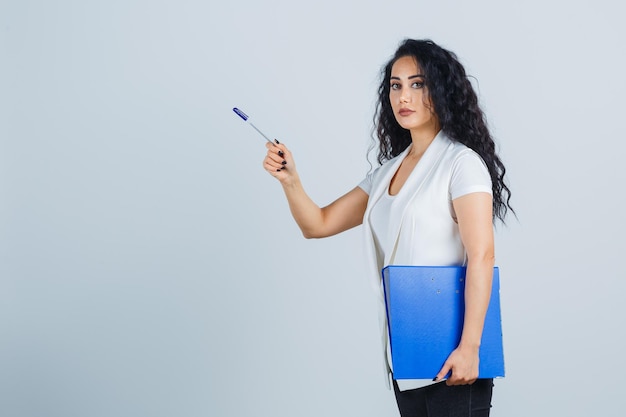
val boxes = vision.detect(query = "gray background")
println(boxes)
[1,0,624,416]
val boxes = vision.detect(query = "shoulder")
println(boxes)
[437,133,492,198]
[445,137,479,158]
[443,137,488,170]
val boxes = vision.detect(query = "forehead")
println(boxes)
[391,56,422,75]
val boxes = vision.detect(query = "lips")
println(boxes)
[398,108,414,116]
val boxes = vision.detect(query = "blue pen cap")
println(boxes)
[232,107,248,121]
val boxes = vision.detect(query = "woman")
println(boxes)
[263,39,513,417]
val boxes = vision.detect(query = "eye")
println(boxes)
[411,81,424,89]
[390,82,401,90]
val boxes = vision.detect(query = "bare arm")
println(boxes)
[263,141,368,238]
[435,192,494,385]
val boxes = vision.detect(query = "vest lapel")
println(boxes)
[362,149,408,296]
[362,132,452,293]
[384,132,451,265]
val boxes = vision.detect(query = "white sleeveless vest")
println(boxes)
[361,131,492,388]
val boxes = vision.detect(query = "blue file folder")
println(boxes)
[382,266,505,379]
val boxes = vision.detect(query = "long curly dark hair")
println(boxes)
[374,39,514,223]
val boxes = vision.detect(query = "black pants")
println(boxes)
[392,379,493,417]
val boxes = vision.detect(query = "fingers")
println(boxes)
[446,370,476,386]
[444,364,478,386]
[434,361,451,383]
[434,354,478,386]
[263,140,289,175]
[446,374,477,386]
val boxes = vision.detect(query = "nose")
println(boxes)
[400,87,410,103]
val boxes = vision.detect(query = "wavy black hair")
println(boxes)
[373,39,514,223]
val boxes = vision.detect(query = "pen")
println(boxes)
[232,107,274,144]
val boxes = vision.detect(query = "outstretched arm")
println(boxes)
[264,141,368,238]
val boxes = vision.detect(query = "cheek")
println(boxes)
[388,94,399,110]
[415,95,430,112]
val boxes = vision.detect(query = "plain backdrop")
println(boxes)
[1,1,624,416]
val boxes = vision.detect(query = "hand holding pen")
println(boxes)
[233,106,355,240]
[232,107,297,183]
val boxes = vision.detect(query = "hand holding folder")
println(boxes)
[382,266,505,380]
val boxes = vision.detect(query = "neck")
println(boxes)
[408,127,441,157]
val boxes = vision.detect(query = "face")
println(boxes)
[389,56,439,136]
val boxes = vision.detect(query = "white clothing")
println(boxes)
[358,131,492,391]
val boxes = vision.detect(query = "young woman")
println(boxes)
[263,39,513,417]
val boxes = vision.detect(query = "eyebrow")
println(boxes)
[390,74,425,80]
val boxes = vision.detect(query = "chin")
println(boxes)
[400,122,420,130]
[395,120,415,130]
